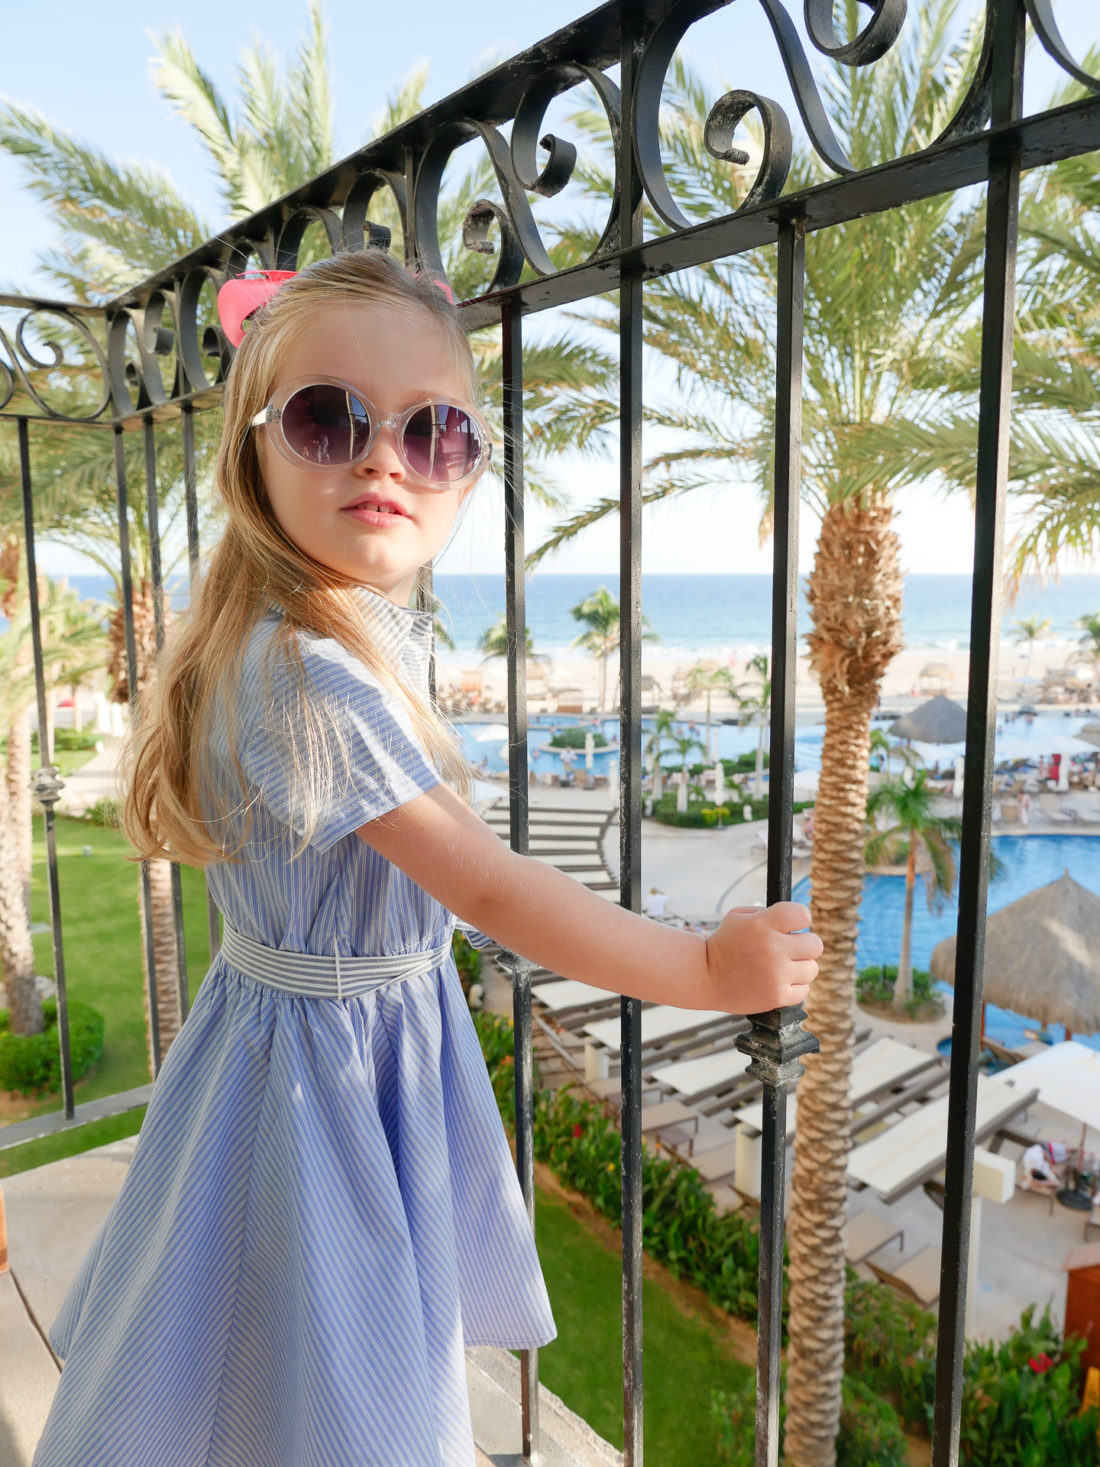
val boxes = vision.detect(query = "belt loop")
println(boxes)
[334,936,343,1001]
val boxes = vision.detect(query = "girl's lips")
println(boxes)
[341,503,409,527]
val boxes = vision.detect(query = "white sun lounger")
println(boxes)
[847,1073,1038,1204]
[731,1036,940,1142]
[582,1006,730,1056]
[531,979,613,1013]
[647,1049,753,1097]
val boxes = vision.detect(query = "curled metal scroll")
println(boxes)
[276,206,345,270]
[341,169,408,254]
[1024,0,1100,93]
[0,307,112,421]
[804,0,907,66]
[704,90,793,211]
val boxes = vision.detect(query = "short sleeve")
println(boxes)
[238,626,442,854]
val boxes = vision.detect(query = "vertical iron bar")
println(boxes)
[619,15,645,1465]
[932,3,1024,1462]
[502,298,538,1458]
[749,216,817,1467]
[18,419,75,1118]
[181,405,222,965]
[116,426,163,1076]
[143,419,190,1026]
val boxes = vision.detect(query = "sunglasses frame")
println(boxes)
[250,375,493,487]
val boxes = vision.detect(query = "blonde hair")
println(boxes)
[121,249,477,867]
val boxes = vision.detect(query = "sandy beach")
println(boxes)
[437,643,1087,719]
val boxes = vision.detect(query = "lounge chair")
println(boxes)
[1039,794,1077,824]
[846,1210,904,1265]
[866,1244,941,1307]
[1066,797,1100,824]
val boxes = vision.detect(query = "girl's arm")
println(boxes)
[357,783,821,1014]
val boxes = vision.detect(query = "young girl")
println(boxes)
[32,250,821,1467]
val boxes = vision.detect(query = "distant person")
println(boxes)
[1021,1141,1066,1189]
[643,886,669,919]
[1017,789,1032,826]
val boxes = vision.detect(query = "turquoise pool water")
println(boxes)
[456,709,1099,778]
[793,835,1100,1052]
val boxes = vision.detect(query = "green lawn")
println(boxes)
[9,814,217,1127]
[535,1186,750,1464]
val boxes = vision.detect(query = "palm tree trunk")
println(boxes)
[894,844,917,1011]
[139,856,183,1074]
[0,769,43,1036]
[6,704,33,927]
[108,579,183,1068]
[785,501,904,1467]
[704,691,712,762]
[754,718,766,799]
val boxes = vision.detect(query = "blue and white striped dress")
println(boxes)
[33,585,556,1467]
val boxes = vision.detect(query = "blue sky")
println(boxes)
[2,1,1098,579]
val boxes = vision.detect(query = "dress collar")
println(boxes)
[266,583,434,686]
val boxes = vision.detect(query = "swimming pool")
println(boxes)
[456,708,1100,778]
[792,834,1100,1052]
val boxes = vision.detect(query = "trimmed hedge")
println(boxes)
[0,996,105,1096]
[474,1010,1100,1465]
[549,727,609,749]
[650,794,813,829]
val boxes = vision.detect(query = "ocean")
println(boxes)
[22,570,1100,661]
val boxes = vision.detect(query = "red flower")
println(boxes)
[572,1123,583,1138]
[1028,1353,1053,1374]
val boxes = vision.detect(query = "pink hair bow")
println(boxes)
[217,270,296,347]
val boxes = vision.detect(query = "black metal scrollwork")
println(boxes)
[3,0,1098,426]
[0,306,112,422]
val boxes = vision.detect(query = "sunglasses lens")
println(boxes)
[281,384,370,464]
[402,403,482,482]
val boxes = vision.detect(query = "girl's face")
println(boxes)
[256,300,479,604]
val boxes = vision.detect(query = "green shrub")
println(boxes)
[549,727,609,749]
[0,996,106,1096]
[452,931,482,985]
[82,796,120,827]
[855,964,945,1019]
[650,794,811,828]
[712,1368,908,1466]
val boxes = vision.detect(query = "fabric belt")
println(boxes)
[219,922,452,1000]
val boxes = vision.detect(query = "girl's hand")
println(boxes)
[705,902,822,1014]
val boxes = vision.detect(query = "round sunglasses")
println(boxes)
[250,377,492,487]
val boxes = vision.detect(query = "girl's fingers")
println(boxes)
[763,900,813,933]
[787,931,824,961]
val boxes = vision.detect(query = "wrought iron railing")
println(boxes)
[3,2,1100,1463]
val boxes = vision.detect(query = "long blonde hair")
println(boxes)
[121,250,476,867]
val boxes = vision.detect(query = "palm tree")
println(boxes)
[683,663,736,761]
[865,770,962,1011]
[1012,615,1053,679]
[538,10,1006,1458]
[477,612,546,665]
[735,653,772,800]
[569,587,657,714]
[1076,612,1100,665]
[644,706,678,800]
[668,730,706,812]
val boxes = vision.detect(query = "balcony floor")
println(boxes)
[0,1136,620,1467]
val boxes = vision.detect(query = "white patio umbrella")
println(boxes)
[1000,1040,1100,1173]
[953,755,965,798]
[793,768,820,797]
[584,730,595,771]
[713,762,726,804]
[676,769,689,814]
[472,723,511,742]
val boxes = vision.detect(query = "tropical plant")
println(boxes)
[644,707,678,799]
[538,8,1014,1457]
[1076,611,1100,665]
[477,612,546,665]
[1013,616,1053,678]
[865,769,963,1011]
[868,727,919,781]
[736,654,772,799]
[683,663,736,761]
[569,587,657,713]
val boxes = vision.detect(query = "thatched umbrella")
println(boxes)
[931,871,1100,1041]
[1075,722,1100,749]
[888,694,967,744]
